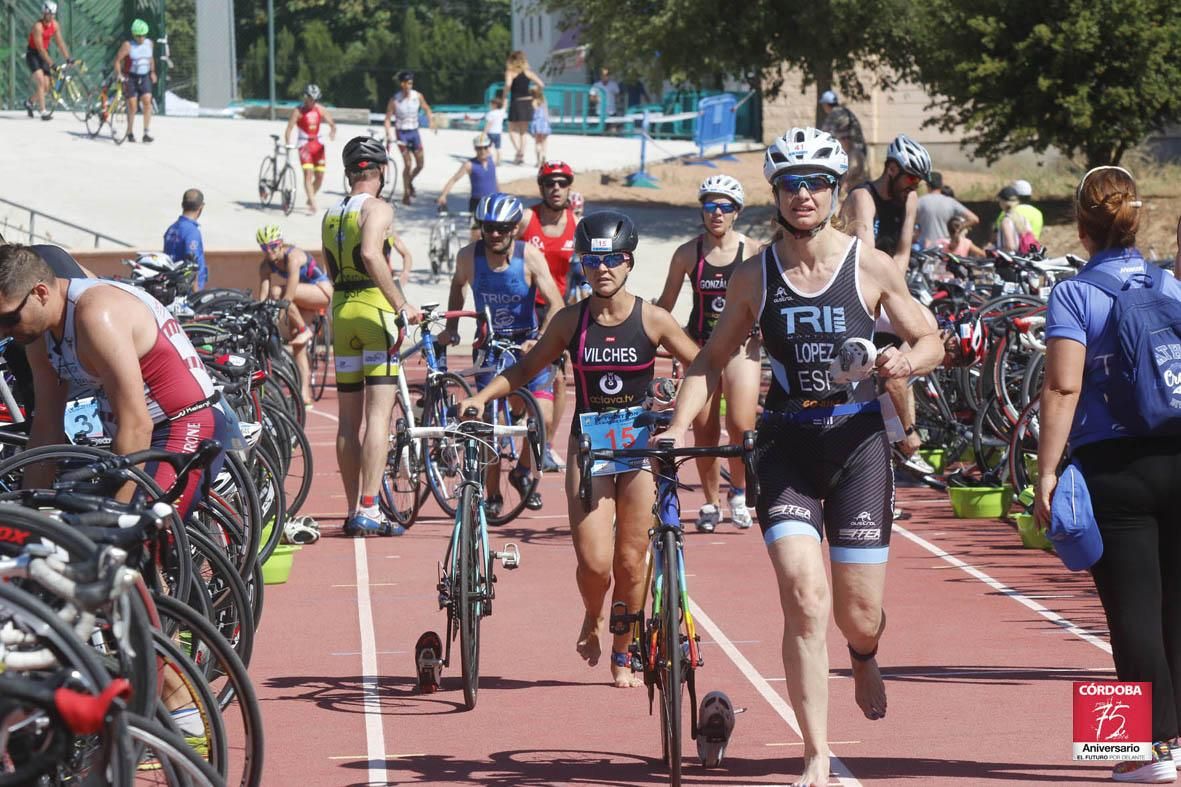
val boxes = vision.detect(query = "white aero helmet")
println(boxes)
[763,127,848,184]
[885,134,932,180]
[129,252,180,278]
[698,175,745,208]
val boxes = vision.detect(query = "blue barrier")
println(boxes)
[690,94,738,166]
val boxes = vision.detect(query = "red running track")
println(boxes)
[249,371,1122,786]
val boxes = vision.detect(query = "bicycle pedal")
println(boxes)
[608,601,641,635]
[495,542,521,570]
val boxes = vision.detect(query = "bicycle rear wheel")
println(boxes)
[279,165,297,215]
[457,484,482,710]
[379,388,424,527]
[258,156,276,205]
[658,528,683,784]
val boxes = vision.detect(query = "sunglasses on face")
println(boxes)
[900,172,922,187]
[701,201,738,214]
[542,179,571,189]
[481,222,516,235]
[260,240,282,251]
[776,173,838,193]
[580,252,631,270]
[0,287,37,328]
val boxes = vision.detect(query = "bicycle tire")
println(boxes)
[279,165,297,215]
[66,77,87,121]
[380,390,424,527]
[125,712,223,787]
[485,388,545,526]
[261,404,313,517]
[151,592,265,786]
[249,446,287,564]
[151,629,229,781]
[423,372,475,517]
[83,89,106,137]
[185,526,256,669]
[458,483,481,710]
[257,156,277,206]
[109,97,128,144]
[659,527,683,784]
[310,317,330,401]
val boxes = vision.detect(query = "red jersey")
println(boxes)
[522,205,576,304]
[296,104,323,143]
[28,19,56,51]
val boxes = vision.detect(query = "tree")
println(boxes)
[907,0,1181,166]
[542,0,911,117]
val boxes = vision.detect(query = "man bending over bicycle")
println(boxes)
[445,193,563,514]
[256,224,333,407]
[0,244,230,518]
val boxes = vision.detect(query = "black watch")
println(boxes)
[904,425,918,436]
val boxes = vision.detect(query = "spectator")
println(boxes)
[1035,165,1181,784]
[936,215,986,257]
[504,51,545,166]
[594,67,621,116]
[624,80,649,113]
[529,86,552,165]
[1013,179,1045,239]
[818,89,867,185]
[915,171,979,249]
[994,186,1037,254]
[163,189,206,289]
[483,94,506,165]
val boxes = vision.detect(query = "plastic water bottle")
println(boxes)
[878,392,905,443]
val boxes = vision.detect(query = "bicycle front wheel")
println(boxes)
[258,156,276,205]
[423,372,475,517]
[658,527,684,784]
[66,77,87,121]
[485,387,546,526]
[458,484,482,710]
[379,387,424,527]
[109,97,128,144]
[279,164,297,215]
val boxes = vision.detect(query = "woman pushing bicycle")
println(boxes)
[459,210,698,688]
[659,128,944,787]
[256,224,333,406]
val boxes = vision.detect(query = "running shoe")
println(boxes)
[40,112,52,122]
[728,492,753,529]
[127,132,136,142]
[1113,741,1175,783]
[508,466,543,510]
[343,511,404,537]
[24,98,33,117]
[696,504,720,533]
[542,443,565,472]
[901,452,936,475]
[143,132,154,143]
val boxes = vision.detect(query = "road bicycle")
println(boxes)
[428,207,469,277]
[397,413,539,709]
[257,134,298,215]
[307,308,332,402]
[579,411,756,784]
[28,59,89,121]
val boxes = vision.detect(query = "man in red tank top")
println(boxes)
[25,2,70,121]
[285,84,337,214]
[517,160,578,470]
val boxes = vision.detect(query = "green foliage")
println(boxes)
[908,0,1181,166]
[234,0,511,107]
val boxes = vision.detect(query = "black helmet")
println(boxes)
[397,70,414,82]
[574,210,638,254]
[342,136,388,171]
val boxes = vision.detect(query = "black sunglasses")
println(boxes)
[481,222,516,235]
[0,286,37,328]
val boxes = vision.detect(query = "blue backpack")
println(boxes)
[1075,263,1181,435]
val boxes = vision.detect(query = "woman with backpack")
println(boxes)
[1035,165,1181,784]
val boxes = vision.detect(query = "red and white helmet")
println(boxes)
[537,160,574,183]
[568,191,585,213]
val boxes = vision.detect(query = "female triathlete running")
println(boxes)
[256,224,333,405]
[661,128,944,787]
[656,174,763,532]
[459,210,698,688]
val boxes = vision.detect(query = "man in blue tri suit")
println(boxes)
[163,189,207,289]
[445,193,564,513]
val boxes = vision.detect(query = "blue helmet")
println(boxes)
[475,193,524,224]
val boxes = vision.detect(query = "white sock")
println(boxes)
[171,708,204,736]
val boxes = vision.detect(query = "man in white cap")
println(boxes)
[819,89,867,185]
[995,179,1044,241]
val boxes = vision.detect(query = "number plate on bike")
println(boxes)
[579,406,650,476]
[64,396,105,442]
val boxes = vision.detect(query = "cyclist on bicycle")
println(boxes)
[256,224,334,407]
[25,2,70,122]
[286,83,337,215]
[519,160,580,472]
[0,244,232,519]
[457,210,698,687]
[112,19,156,143]
[656,174,764,532]
[661,128,943,787]
[436,133,499,240]
[322,136,422,537]
[383,71,436,205]
[841,134,939,473]
[444,193,563,513]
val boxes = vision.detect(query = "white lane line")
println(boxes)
[893,524,1112,655]
[309,407,340,422]
[353,538,388,786]
[688,600,863,787]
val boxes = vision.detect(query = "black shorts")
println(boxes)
[124,73,152,98]
[508,97,534,124]
[25,49,50,75]
[755,409,894,564]
[469,197,480,228]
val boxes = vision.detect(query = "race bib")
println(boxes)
[578,406,650,476]
[64,397,104,443]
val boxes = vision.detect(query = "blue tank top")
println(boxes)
[469,158,497,200]
[269,247,327,285]
[472,240,537,338]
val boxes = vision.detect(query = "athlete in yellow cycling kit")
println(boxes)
[321,136,422,536]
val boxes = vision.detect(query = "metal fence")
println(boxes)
[0,196,132,248]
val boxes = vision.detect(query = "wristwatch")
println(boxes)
[904,425,918,436]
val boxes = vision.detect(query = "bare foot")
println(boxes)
[576,614,602,666]
[792,753,831,786]
[851,655,887,720]
[610,659,642,688]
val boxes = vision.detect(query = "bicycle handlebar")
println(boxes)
[57,439,222,505]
